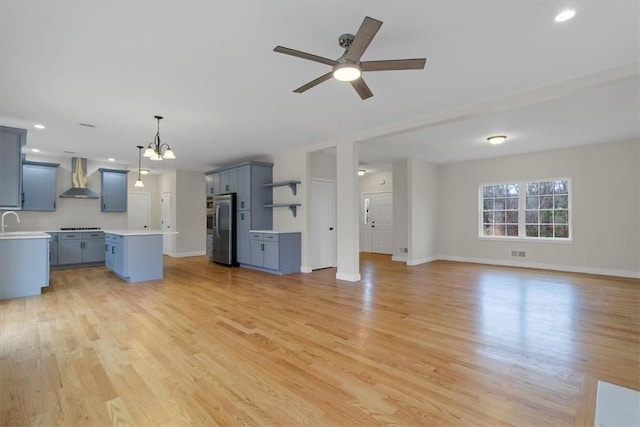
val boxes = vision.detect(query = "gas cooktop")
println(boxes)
[60,227,101,230]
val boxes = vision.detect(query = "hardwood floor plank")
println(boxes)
[1,254,638,425]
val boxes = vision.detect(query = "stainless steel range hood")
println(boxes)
[59,157,99,199]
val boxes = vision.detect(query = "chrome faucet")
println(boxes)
[1,211,20,232]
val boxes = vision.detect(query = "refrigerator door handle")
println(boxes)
[215,204,221,238]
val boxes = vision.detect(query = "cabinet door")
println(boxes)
[226,168,238,193]
[236,165,251,210]
[84,238,105,263]
[22,163,58,211]
[49,233,58,266]
[250,240,264,267]
[105,242,112,269]
[205,174,214,195]
[212,173,221,195]
[58,240,83,264]
[263,241,279,270]
[0,126,26,209]
[101,170,128,212]
[236,211,251,264]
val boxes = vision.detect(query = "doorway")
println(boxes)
[310,178,336,270]
[128,192,150,230]
[360,192,393,254]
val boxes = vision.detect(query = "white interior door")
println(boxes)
[161,192,172,255]
[128,192,150,230]
[310,179,335,270]
[360,192,393,254]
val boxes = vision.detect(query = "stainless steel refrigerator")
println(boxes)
[210,193,237,266]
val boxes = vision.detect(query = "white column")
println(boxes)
[336,141,360,281]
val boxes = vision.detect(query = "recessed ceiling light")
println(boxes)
[358,169,366,176]
[34,124,45,129]
[487,135,507,145]
[555,10,576,22]
[31,148,40,153]
[108,158,115,162]
[140,169,150,175]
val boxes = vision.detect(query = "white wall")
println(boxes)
[408,158,438,265]
[359,170,393,193]
[392,160,408,261]
[437,139,640,277]
[175,170,206,256]
[15,154,129,231]
[310,150,336,180]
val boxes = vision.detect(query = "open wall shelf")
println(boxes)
[263,204,301,217]
[264,180,301,196]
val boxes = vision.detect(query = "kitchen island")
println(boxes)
[0,232,50,299]
[103,230,165,282]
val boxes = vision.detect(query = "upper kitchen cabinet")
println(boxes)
[99,168,128,212]
[22,161,60,211]
[0,126,27,209]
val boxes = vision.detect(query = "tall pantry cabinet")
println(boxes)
[205,161,273,265]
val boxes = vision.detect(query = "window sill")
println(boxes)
[479,236,574,244]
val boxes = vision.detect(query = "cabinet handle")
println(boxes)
[112,247,115,254]
[21,192,24,208]
[105,244,108,252]
[241,201,244,209]
[53,201,56,209]
[261,243,264,251]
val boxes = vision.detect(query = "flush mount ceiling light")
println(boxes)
[140,169,150,175]
[31,148,40,153]
[358,169,367,176]
[134,145,144,187]
[34,124,45,129]
[143,115,176,161]
[487,135,507,145]
[108,158,115,162]
[555,9,576,22]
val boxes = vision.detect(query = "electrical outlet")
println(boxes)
[510,250,518,257]
[518,251,526,258]
[401,247,408,253]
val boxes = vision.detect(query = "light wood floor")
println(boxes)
[1,254,638,426]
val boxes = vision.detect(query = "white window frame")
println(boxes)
[478,178,572,242]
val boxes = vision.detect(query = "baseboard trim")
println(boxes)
[167,251,206,258]
[406,256,439,266]
[391,255,408,262]
[437,255,640,279]
[300,266,313,273]
[336,272,361,282]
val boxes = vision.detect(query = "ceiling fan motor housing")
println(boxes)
[338,33,355,49]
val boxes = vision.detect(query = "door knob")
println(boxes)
[329,227,334,230]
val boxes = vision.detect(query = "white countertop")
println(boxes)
[0,231,51,240]
[103,229,174,236]
[249,230,301,234]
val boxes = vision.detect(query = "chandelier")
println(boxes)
[143,115,175,161]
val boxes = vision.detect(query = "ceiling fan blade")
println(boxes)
[344,16,383,62]
[350,78,373,100]
[274,46,337,66]
[361,58,427,72]
[293,72,334,93]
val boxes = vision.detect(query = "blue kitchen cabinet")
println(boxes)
[0,126,27,209]
[246,231,301,275]
[22,161,59,211]
[104,232,163,282]
[57,232,105,265]
[99,168,128,212]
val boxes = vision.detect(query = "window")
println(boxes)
[480,179,570,240]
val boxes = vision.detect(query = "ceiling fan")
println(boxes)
[274,16,426,100]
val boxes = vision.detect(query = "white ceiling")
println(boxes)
[1,1,638,172]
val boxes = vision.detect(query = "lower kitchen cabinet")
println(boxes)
[244,231,300,275]
[57,232,105,265]
[105,232,163,282]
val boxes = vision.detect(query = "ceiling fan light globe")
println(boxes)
[333,64,361,82]
[162,148,176,159]
[150,153,163,161]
